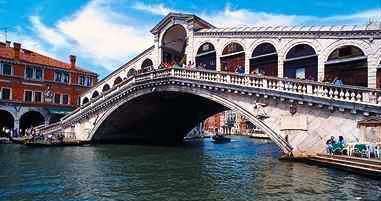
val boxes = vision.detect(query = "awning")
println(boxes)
[47,108,74,115]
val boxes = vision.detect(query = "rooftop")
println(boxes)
[0,41,97,75]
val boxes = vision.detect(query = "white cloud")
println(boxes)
[30,0,153,71]
[132,2,177,16]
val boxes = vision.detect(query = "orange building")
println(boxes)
[0,41,97,136]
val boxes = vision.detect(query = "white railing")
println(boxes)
[37,67,381,134]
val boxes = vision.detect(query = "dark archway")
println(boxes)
[141,59,154,73]
[19,111,44,135]
[82,97,89,105]
[325,45,367,87]
[92,91,100,99]
[221,42,245,73]
[250,43,278,76]
[195,42,216,70]
[0,110,14,137]
[284,44,318,81]
[161,24,187,65]
[102,84,111,92]
[127,68,137,77]
[113,77,122,87]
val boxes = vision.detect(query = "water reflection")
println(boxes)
[0,136,381,201]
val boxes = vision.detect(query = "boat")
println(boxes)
[212,134,231,143]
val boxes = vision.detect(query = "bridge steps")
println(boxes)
[305,154,381,177]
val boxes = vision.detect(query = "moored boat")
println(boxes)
[212,134,231,143]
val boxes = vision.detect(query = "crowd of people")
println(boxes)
[326,136,347,155]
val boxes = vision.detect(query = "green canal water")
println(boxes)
[0,136,381,201]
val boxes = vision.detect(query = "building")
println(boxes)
[0,41,97,136]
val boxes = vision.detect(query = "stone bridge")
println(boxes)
[37,67,381,156]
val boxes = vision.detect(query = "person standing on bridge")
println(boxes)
[332,76,344,86]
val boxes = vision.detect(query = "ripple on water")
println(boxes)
[1,137,381,201]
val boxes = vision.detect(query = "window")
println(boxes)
[2,64,12,75]
[34,92,42,103]
[26,67,34,79]
[54,93,61,104]
[62,94,69,105]
[79,75,92,87]
[54,70,69,84]
[25,91,33,102]
[25,66,43,80]
[0,63,12,76]
[1,88,11,100]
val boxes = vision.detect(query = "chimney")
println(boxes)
[69,55,76,69]
[5,41,11,48]
[13,42,21,60]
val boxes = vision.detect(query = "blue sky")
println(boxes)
[1,0,381,78]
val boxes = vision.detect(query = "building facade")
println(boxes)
[0,41,97,136]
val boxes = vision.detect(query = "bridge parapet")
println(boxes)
[36,67,381,136]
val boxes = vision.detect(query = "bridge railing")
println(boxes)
[170,67,381,106]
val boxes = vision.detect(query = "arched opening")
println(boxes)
[141,59,154,73]
[127,68,137,77]
[92,91,99,99]
[19,111,44,135]
[325,45,367,87]
[113,77,122,87]
[0,110,14,137]
[221,42,245,73]
[195,42,216,70]
[82,97,89,105]
[102,84,111,92]
[161,24,187,66]
[284,44,318,81]
[250,43,278,76]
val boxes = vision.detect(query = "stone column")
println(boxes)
[278,59,284,78]
[245,52,250,74]
[216,55,221,71]
[317,55,325,82]
[368,54,378,89]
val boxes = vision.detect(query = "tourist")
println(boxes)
[307,75,315,81]
[326,136,336,155]
[332,76,344,86]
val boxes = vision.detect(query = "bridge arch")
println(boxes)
[92,91,100,99]
[102,84,111,93]
[249,42,278,76]
[161,24,187,65]
[195,42,216,70]
[324,45,367,87]
[220,41,246,73]
[89,87,292,153]
[284,43,318,81]
[113,77,123,87]
[127,68,137,77]
[141,58,154,72]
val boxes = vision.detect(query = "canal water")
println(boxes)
[0,136,381,201]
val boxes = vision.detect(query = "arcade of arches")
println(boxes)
[161,25,187,65]
[193,42,371,87]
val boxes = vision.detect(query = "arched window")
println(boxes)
[195,42,216,70]
[92,91,99,99]
[284,44,318,81]
[325,45,367,87]
[0,110,14,137]
[161,24,187,66]
[19,111,45,135]
[141,59,154,73]
[102,84,110,92]
[113,77,122,86]
[82,97,89,105]
[220,42,245,73]
[250,43,278,76]
[127,68,137,77]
